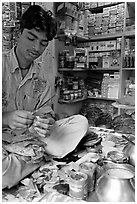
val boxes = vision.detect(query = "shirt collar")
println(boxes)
[10,46,37,75]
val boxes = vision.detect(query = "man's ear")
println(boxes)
[16,30,22,43]
[18,30,22,38]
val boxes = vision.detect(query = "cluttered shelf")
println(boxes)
[58,96,117,104]
[85,2,124,13]
[58,67,120,72]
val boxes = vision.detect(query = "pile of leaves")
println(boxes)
[113,113,135,135]
[2,128,48,163]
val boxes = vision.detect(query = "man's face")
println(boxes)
[17,28,49,62]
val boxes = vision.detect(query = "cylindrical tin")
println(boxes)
[79,162,96,192]
[69,171,88,200]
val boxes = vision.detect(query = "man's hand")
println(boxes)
[3,110,35,129]
[30,116,55,137]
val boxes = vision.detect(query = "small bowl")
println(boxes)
[101,141,115,147]
[107,150,129,163]
[102,146,117,157]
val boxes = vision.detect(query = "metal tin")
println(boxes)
[69,171,88,200]
[79,162,96,192]
[107,150,129,164]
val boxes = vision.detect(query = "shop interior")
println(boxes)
[2,2,135,202]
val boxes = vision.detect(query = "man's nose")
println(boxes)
[33,41,40,51]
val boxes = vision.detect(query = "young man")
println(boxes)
[2,5,88,190]
[2,5,57,189]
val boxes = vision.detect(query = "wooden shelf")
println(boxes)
[56,33,89,42]
[87,32,123,41]
[58,67,120,72]
[77,30,135,43]
[92,68,120,71]
[88,96,116,101]
[58,96,116,104]
[122,68,135,71]
[88,49,121,53]
[58,68,87,72]
[58,97,87,104]
[56,29,135,44]
[56,2,135,106]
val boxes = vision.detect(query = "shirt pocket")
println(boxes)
[24,94,39,111]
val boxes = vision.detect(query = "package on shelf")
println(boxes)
[107,73,120,99]
[78,11,86,36]
[125,78,135,97]
[55,2,77,15]
[109,5,117,15]
[102,16,109,26]
[98,2,105,7]
[89,2,98,8]
[107,84,119,99]
[101,26,108,35]
[117,2,125,11]
[103,7,110,17]
[87,13,95,26]
[117,13,124,21]
[94,27,102,35]
[2,2,31,51]
[108,28,116,34]
[102,54,111,68]
[106,40,117,50]
[74,48,88,69]
[84,2,91,9]
[86,2,126,37]
[88,26,94,37]
[108,22,116,28]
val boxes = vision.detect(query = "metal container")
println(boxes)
[79,162,96,192]
[96,167,135,202]
[123,141,135,166]
[107,150,129,164]
[69,171,88,200]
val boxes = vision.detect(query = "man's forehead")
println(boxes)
[24,28,48,41]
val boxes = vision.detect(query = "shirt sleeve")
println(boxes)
[2,148,42,189]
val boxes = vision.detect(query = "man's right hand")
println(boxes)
[2,110,35,129]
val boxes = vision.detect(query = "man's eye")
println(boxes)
[41,42,48,47]
[28,37,35,41]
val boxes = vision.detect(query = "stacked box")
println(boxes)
[87,3,125,36]
[89,2,98,8]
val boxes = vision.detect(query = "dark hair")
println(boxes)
[20,5,57,41]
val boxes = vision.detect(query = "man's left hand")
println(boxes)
[30,116,55,137]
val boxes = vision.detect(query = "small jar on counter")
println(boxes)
[79,162,96,193]
[63,90,70,101]
[69,171,88,200]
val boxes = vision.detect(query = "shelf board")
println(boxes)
[56,33,89,41]
[88,67,120,71]
[87,32,123,41]
[56,30,135,43]
[58,96,116,104]
[122,68,135,71]
[58,67,120,72]
[88,96,116,101]
[88,49,121,53]
[58,68,87,72]
[76,34,89,41]
[58,97,87,104]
